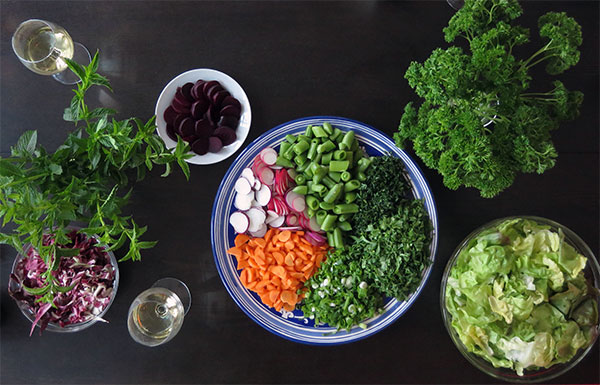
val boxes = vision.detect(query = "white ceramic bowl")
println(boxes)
[155,68,251,165]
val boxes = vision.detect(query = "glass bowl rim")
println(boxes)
[8,228,120,333]
[440,215,600,383]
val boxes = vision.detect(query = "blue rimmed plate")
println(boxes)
[211,116,438,345]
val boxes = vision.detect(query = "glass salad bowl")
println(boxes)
[8,230,119,334]
[440,216,599,383]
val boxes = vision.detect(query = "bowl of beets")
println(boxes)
[155,68,251,165]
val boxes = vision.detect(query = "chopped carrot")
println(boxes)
[226,229,329,312]
[234,234,250,247]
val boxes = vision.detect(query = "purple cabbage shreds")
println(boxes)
[8,230,116,335]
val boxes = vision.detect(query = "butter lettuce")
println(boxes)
[445,218,598,376]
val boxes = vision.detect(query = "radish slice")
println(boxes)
[265,210,279,224]
[258,168,274,185]
[249,223,267,237]
[241,168,255,186]
[234,177,252,195]
[308,216,322,232]
[291,196,306,212]
[253,179,262,191]
[285,191,302,209]
[269,215,285,228]
[287,169,297,179]
[286,213,299,226]
[255,185,272,206]
[278,226,302,231]
[251,199,262,208]
[259,147,278,166]
[229,212,249,233]
[246,208,267,232]
[234,192,254,211]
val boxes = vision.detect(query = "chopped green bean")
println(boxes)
[321,176,336,189]
[321,152,332,165]
[337,221,352,232]
[294,153,308,166]
[340,130,355,150]
[321,214,338,231]
[307,141,318,160]
[333,150,347,160]
[329,160,349,172]
[312,125,327,138]
[328,171,341,182]
[333,203,359,215]
[311,183,326,194]
[344,191,357,204]
[317,140,336,154]
[316,210,328,226]
[305,125,314,138]
[306,195,319,210]
[332,227,344,248]
[344,179,360,192]
[340,171,351,182]
[286,134,297,143]
[323,182,343,203]
[293,140,310,155]
[323,122,334,135]
[293,185,308,195]
[295,174,306,185]
[276,155,294,168]
[319,201,335,210]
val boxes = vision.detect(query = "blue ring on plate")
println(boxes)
[211,116,438,345]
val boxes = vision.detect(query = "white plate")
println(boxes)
[155,69,251,165]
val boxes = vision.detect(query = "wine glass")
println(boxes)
[447,0,464,11]
[11,19,91,85]
[127,278,191,347]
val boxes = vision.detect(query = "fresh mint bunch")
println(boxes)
[0,52,191,302]
[395,0,584,198]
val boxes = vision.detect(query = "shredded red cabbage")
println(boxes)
[8,230,116,335]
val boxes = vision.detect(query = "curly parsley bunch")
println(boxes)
[395,0,583,198]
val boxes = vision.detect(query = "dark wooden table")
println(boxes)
[1,1,598,384]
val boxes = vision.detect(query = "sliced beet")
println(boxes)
[206,84,224,100]
[220,104,241,118]
[179,117,195,137]
[195,119,213,137]
[171,98,191,114]
[222,96,241,110]
[181,82,194,102]
[208,136,223,153]
[173,90,191,107]
[191,80,205,100]
[182,135,198,143]
[166,124,178,141]
[173,114,188,134]
[207,104,221,123]
[212,90,230,109]
[191,98,210,119]
[218,115,239,129]
[163,106,177,125]
[214,126,237,146]
[202,81,220,97]
[191,137,209,155]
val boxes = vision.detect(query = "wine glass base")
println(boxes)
[52,42,91,85]
[152,278,192,315]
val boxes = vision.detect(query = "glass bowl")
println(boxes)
[440,216,599,383]
[8,233,120,333]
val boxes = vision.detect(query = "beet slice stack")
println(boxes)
[162,79,242,155]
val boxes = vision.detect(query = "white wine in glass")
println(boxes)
[127,278,191,347]
[12,19,90,84]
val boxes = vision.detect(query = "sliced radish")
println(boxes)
[265,210,279,224]
[269,215,285,228]
[251,199,262,208]
[258,168,274,185]
[253,179,262,191]
[259,147,278,166]
[241,168,255,186]
[229,212,249,234]
[234,177,252,195]
[234,192,254,211]
[285,190,302,209]
[286,213,299,226]
[287,168,297,179]
[249,223,267,237]
[246,208,267,232]
[278,226,302,231]
[308,216,322,232]
[291,196,306,212]
[255,185,272,206]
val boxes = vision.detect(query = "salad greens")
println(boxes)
[395,0,584,198]
[302,155,432,330]
[0,53,191,308]
[445,218,598,376]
